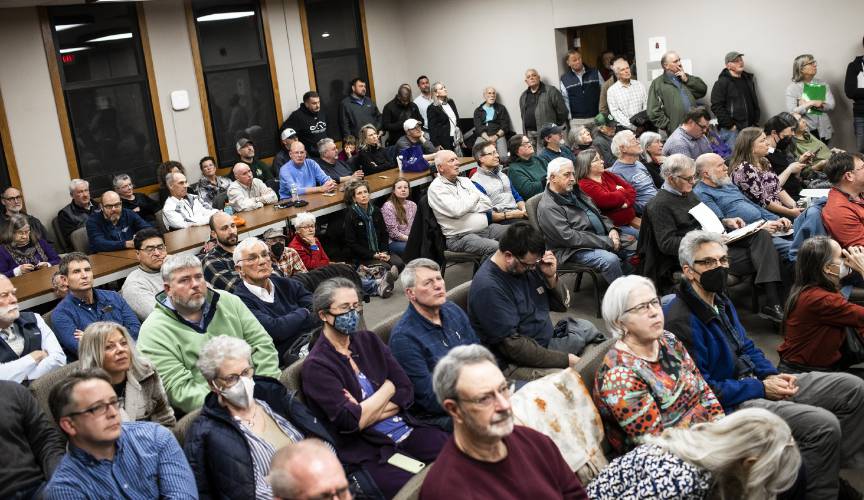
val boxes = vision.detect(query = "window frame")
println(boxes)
[0,87,23,194]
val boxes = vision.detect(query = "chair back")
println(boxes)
[280,358,305,402]
[29,361,81,419]
[154,210,169,234]
[70,227,89,253]
[573,338,614,397]
[172,409,201,448]
[525,194,542,232]
[371,311,403,345]
[51,217,67,253]
[392,464,433,500]
[42,310,55,331]
[211,192,228,210]
[445,280,471,312]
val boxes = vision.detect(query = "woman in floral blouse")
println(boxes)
[594,275,724,454]
[380,177,416,256]
[729,127,803,219]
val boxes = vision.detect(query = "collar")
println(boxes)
[661,181,684,196]
[478,166,502,177]
[292,160,307,169]
[68,431,123,465]
[243,279,275,303]
[70,289,98,308]
[832,186,864,204]
[405,302,444,331]
[570,67,586,77]
[156,289,218,332]
[675,280,726,325]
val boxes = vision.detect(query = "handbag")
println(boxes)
[399,144,430,173]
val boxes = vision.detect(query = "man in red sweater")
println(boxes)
[420,345,587,500]
[823,152,864,248]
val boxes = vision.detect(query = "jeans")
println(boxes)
[855,116,864,154]
[389,240,407,255]
[568,248,624,284]
[445,224,509,260]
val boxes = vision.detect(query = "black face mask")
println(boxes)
[696,266,728,294]
[776,136,793,151]
[270,242,285,258]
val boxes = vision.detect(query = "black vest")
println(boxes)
[0,312,42,363]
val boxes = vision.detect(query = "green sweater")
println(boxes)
[508,155,548,200]
[137,289,280,413]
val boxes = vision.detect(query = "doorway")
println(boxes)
[558,20,635,80]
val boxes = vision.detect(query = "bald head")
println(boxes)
[695,152,731,187]
[269,440,349,500]
[289,141,307,166]
[100,190,123,223]
[233,162,253,186]
[434,150,459,181]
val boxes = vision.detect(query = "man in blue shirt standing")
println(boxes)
[278,142,337,199]
[389,258,478,431]
[44,368,196,500]
[86,190,151,253]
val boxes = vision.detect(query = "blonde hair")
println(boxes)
[78,321,146,375]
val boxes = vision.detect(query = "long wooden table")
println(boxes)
[13,159,477,309]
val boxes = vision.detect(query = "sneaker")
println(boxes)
[378,265,399,298]
[758,305,784,324]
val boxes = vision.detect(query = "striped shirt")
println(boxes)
[606,80,648,128]
[44,421,197,500]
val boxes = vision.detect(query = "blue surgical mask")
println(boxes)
[331,309,360,335]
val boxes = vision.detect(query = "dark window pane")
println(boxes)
[304,0,361,53]
[65,83,161,192]
[204,66,278,165]
[192,0,265,68]
[0,136,10,189]
[312,54,363,140]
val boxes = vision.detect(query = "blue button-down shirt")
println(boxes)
[278,159,332,198]
[85,208,152,252]
[693,181,778,223]
[52,289,141,360]
[389,301,478,415]
[44,421,197,500]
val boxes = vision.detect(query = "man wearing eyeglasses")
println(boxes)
[0,186,53,246]
[44,368,196,499]
[822,152,864,249]
[421,344,588,499]
[661,107,713,160]
[664,230,864,500]
[85,190,152,253]
[121,228,168,321]
[608,128,657,214]
[470,140,527,219]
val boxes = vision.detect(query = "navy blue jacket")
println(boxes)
[664,281,778,411]
[52,289,141,360]
[184,376,334,500]
[232,277,318,362]
[85,208,152,252]
[560,66,602,119]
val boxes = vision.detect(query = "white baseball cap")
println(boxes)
[403,119,422,132]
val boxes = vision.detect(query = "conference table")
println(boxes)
[13,158,477,309]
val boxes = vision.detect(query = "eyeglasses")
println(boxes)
[692,256,729,268]
[481,150,499,157]
[240,252,271,264]
[296,225,315,231]
[458,382,514,407]
[328,303,363,315]
[624,297,662,315]
[300,485,352,500]
[516,257,541,270]
[519,141,533,148]
[102,202,122,210]
[217,366,255,387]
[674,174,697,184]
[2,196,22,202]
[66,398,121,418]
[140,244,166,254]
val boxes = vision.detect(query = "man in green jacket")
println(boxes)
[647,51,708,134]
[137,254,280,413]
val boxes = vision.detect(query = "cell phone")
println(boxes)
[386,453,425,474]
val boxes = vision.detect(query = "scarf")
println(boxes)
[5,241,47,267]
[352,203,379,253]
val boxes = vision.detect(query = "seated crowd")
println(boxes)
[6,44,864,500]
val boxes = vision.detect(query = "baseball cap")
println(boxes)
[280,128,297,141]
[403,118,422,132]
[725,51,744,64]
[236,138,254,151]
[594,113,618,127]
[539,123,563,139]
[262,228,286,239]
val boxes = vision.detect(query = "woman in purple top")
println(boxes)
[380,177,417,256]
[301,278,448,498]
[0,214,60,277]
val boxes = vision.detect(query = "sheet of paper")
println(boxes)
[688,202,725,234]
[725,219,765,243]
[799,188,829,199]
[648,36,666,62]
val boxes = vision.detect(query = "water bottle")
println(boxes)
[290,182,298,203]
[223,205,234,216]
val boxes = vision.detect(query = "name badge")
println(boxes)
[536,286,545,295]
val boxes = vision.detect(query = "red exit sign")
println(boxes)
[61,54,75,64]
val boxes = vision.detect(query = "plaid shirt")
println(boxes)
[606,79,648,128]
[201,245,241,292]
[273,247,307,277]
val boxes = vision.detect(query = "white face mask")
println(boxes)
[828,262,852,280]
[218,376,255,409]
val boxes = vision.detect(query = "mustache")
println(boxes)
[0,304,20,316]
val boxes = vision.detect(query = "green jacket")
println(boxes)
[137,289,280,413]
[646,72,707,133]
[508,155,548,200]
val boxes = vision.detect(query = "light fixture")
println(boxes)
[86,32,133,43]
[59,47,90,54]
[196,11,255,22]
[55,23,86,32]
[321,32,330,38]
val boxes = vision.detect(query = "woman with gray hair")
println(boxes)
[78,321,175,427]
[785,54,835,143]
[594,275,723,453]
[639,131,665,188]
[587,407,801,499]
[184,335,336,500]
[568,125,594,152]
[0,213,60,277]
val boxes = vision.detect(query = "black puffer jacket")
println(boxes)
[183,376,334,500]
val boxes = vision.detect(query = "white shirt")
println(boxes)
[606,79,648,129]
[414,94,434,127]
[243,280,275,304]
[162,194,218,229]
[227,178,278,212]
[0,315,66,383]
[427,175,493,237]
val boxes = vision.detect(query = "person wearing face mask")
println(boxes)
[665,230,864,500]
[763,114,814,200]
[779,237,864,373]
[184,335,336,500]
[301,278,449,499]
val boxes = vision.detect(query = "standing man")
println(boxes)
[606,57,648,130]
[381,84,423,146]
[560,49,602,129]
[121,228,167,321]
[845,39,864,154]
[85,190,152,252]
[338,77,381,139]
[236,138,275,184]
[711,51,760,150]
[519,69,568,145]
[1,187,52,245]
[57,179,94,250]
[647,51,708,134]
[414,75,434,128]
[283,91,327,158]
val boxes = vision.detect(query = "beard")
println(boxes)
[464,409,515,439]
[0,304,20,324]
[174,294,205,311]
[218,233,239,247]
[709,173,732,186]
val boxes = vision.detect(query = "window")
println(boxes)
[302,0,371,138]
[0,129,11,190]
[48,4,162,192]
[191,0,279,166]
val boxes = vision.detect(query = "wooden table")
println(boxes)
[13,158,477,309]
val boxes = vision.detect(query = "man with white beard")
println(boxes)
[420,345,588,499]
[0,275,65,383]
[692,153,793,259]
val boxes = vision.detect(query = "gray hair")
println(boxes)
[233,237,268,266]
[660,153,694,180]
[601,275,657,339]
[293,212,316,228]
[269,439,341,497]
[610,130,636,158]
[112,174,132,190]
[432,344,497,406]
[78,321,146,375]
[69,179,89,194]
[678,230,727,267]
[568,125,591,148]
[161,254,202,283]
[165,172,184,188]
[317,138,336,156]
[639,132,662,163]
[693,153,721,178]
[792,54,815,83]
[647,408,800,500]
[546,157,573,179]
[660,51,679,67]
[196,335,253,382]
[311,277,359,317]
[400,258,441,289]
